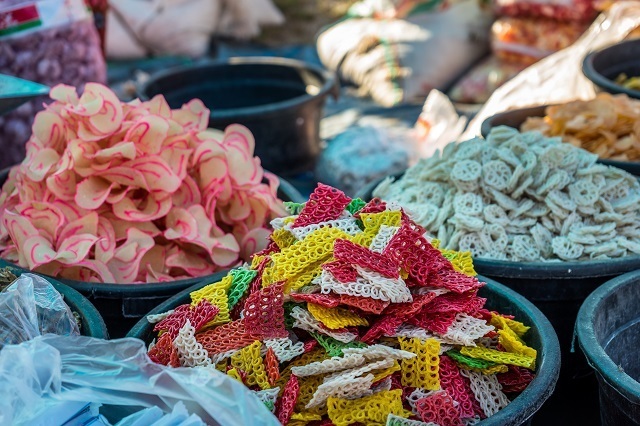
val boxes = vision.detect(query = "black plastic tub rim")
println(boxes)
[357,171,640,279]
[576,269,640,405]
[127,274,561,426]
[476,276,561,426]
[138,56,340,120]
[582,38,640,99]
[0,166,305,291]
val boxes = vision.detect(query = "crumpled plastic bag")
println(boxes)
[0,273,79,349]
[105,0,284,59]
[0,335,279,426]
[414,0,640,150]
[317,0,493,106]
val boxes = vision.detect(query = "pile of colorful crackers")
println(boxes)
[146,184,537,426]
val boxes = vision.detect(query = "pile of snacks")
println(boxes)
[491,17,588,65]
[492,0,598,21]
[374,127,640,261]
[522,93,640,161]
[147,184,538,426]
[0,84,286,283]
[615,73,640,91]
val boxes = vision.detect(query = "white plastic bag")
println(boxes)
[105,0,284,59]
[0,335,279,426]
[0,273,79,349]
[317,0,493,106]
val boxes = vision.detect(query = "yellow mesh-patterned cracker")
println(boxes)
[271,227,351,280]
[227,367,243,383]
[215,360,227,372]
[272,228,297,249]
[230,341,271,390]
[190,275,232,325]
[291,412,323,422]
[398,337,440,390]
[251,254,267,269]
[490,314,530,338]
[431,239,441,249]
[261,265,281,287]
[498,326,537,360]
[440,249,476,276]
[327,389,408,426]
[353,211,402,247]
[460,346,535,369]
[307,303,369,330]
[295,374,328,416]
[284,216,296,225]
[361,211,402,233]
[371,360,401,383]
[285,260,325,294]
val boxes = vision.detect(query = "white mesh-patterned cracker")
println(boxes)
[342,344,416,361]
[146,310,174,324]
[211,349,239,364]
[442,313,494,346]
[318,268,413,304]
[370,225,400,253]
[173,320,211,368]
[288,218,362,240]
[264,337,306,363]
[254,387,280,412]
[325,358,395,382]
[460,369,510,417]
[306,373,375,408]
[454,193,484,216]
[290,306,358,343]
[270,216,293,230]
[290,353,366,377]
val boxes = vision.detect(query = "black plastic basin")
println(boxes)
[127,275,560,426]
[356,172,640,425]
[577,270,640,426]
[481,106,640,176]
[139,57,339,176]
[583,39,640,99]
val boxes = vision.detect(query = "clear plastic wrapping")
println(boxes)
[0,273,79,349]
[0,0,106,169]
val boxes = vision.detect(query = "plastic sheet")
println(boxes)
[0,273,79,349]
[0,335,279,426]
[315,126,412,197]
[448,56,527,104]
